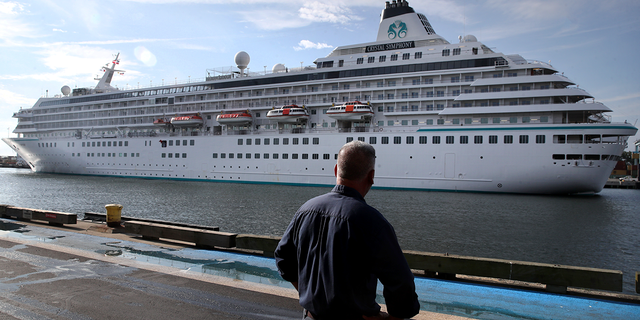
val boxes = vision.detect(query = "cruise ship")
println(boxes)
[3,0,637,194]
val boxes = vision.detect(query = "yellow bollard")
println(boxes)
[105,204,123,227]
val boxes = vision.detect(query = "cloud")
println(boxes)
[294,40,333,51]
[298,1,362,24]
[0,1,37,40]
[52,28,67,33]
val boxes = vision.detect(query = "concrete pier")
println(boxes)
[1,212,639,319]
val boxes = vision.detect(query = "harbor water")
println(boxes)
[0,167,638,294]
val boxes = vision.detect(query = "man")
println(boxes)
[274,141,420,320]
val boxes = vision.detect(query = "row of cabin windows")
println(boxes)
[552,154,621,161]
[356,52,420,65]
[161,153,188,158]
[82,141,129,147]
[377,116,550,126]
[346,135,544,145]
[213,153,333,160]
[85,152,139,157]
[238,137,320,146]
[160,139,196,147]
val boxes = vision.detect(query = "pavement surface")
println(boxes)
[0,219,467,320]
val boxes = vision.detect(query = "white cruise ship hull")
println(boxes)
[3,123,632,194]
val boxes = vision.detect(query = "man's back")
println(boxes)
[275,185,419,319]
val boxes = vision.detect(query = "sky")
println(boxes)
[1,0,639,156]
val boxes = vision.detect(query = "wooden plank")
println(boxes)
[2,206,76,226]
[236,234,281,257]
[124,221,236,248]
[403,250,623,292]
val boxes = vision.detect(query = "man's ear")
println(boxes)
[367,169,375,185]
[334,164,338,177]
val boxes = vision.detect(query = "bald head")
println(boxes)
[336,140,376,181]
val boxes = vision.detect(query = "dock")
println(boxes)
[1,206,639,319]
[604,179,640,189]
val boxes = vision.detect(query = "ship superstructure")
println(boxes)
[3,0,637,194]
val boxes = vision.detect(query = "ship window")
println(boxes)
[370,137,377,144]
[273,153,278,159]
[108,141,112,147]
[509,117,517,123]
[169,140,173,146]
[432,136,441,144]
[174,153,179,158]
[190,140,194,146]
[182,153,187,158]
[453,48,461,55]
[255,138,260,145]
[168,153,173,158]
[312,154,319,160]
[339,60,344,67]
[368,57,375,63]
[236,153,242,159]
[292,154,298,159]
[406,136,414,144]
[273,138,279,145]
[553,135,566,144]
[382,137,389,144]
[212,153,217,158]
[488,135,498,144]
[254,153,260,159]
[452,119,460,125]
[102,142,106,147]
[540,116,548,122]
[282,153,288,159]
[125,141,128,147]
[183,140,187,146]
[474,136,483,144]
[283,138,289,145]
[82,142,85,147]
[229,153,234,159]
[519,135,529,144]
[585,135,601,144]
[379,56,386,62]
[415,52,422,59]
[567,135,583,144]
[221,153,226,158]
[390,54,398,61]
[245,153,251,159]
[536,135,546,144]
[403,53,410,60]
[303,138,309,145]
[264,138,270,145]
[460,136,468,144]
[302,154,309,159]
[175,140,180,146]
[553,154,565,160]
[504,135,513,144]
[585,154,600,160]
[567,154,582,160]
[358,137,365,142]
[419,136,427,144]
[313,137,319,145]
[246,139,252,145]
[92,142,96,147]
[394,136,401,144]
[264,153,269,159]
[357,58,363,65]
[237,139,243,145]
[442,49,450,56]
[446,136,454,144]
[323,154,330,160]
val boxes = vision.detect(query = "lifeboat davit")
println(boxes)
[216,111,253,125]
[153,118,170,126]
[170,114,204,126]
[266,105,309,123]
[327,101,374,120]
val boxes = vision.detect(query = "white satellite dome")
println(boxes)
[272,63,286,73]
[462,34,478,43]
[61,85,71,96]
[234,51,250,69]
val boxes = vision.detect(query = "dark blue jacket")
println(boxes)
[274,185,420,319]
